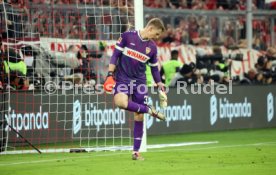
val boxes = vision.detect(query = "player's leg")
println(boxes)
[113,82,149,113]
[114,93,149,113]
[132,112,144,160]
[113,82,166,120]
[131,84,166,121]
[131,90,147,160]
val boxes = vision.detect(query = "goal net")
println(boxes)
[0,0,140,154]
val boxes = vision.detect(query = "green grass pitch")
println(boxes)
[0,128,276,175]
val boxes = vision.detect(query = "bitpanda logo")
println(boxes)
[210,95,217,125]
[210,95,252,125]
[73,100,82,134]
[4,106,49,132]
[72,100,126,134]
[267,93,274,122]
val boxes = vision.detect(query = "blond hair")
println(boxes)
[146,18,166,32]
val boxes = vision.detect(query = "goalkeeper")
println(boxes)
[104,18,167,160]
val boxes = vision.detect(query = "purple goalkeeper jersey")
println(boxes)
[110,30,159,84]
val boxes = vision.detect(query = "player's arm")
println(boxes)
[103,33,126,92]
[148,46,164,88]
[108,64,116,73]
[108,32,127,73]
[148,48,167,108]
[149,63,167,108]
[103,53,119,93]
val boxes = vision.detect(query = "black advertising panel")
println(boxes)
[146,85,276,135]
[2,85,276,144]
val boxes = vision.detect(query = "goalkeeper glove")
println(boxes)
[103,71,115,93]
[158,87,167,108]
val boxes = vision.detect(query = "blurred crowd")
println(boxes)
[145,0,276,10]
[157,16,274,51]
[12,0,276,10]
[1,0,275,46]
[2,0,275,42]
[0,36,106,90]
[159,45,276,88]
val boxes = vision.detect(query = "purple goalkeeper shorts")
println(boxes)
[113,81,148,104]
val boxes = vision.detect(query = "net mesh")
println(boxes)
[0,0,135,154]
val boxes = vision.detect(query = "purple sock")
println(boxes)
[133,121,143,152]
[127,101,148,113]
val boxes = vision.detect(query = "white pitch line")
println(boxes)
[149,141,276,153]
[0,141,275,167]
[0,141,218,154]
[147,141,218,149]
